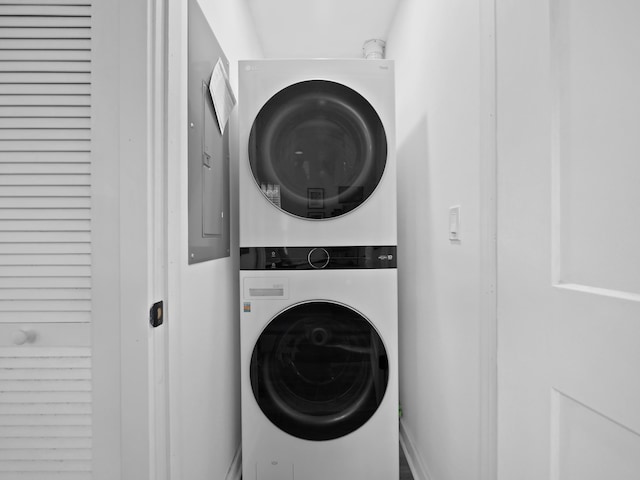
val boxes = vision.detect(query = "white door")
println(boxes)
[0,2,161,479]
[497,0,640,479]
[0,3,97,478]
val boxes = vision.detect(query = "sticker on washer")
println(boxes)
[243,302,251,313]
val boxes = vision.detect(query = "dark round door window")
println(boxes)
[249,80,387,220]
[250,301,389,441]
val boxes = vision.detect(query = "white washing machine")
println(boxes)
[239,246,399,480]
[239,59,396,247]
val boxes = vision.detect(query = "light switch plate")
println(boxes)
[449,205,461,241]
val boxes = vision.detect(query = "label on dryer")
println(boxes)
[243,277,289,300]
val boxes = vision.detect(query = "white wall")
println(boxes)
[386,1,493,479]
[166,1,263,479]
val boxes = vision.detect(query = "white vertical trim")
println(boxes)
[549,389,561,480]
[117,0,153,478]
[91,0,122,477]
[166,0,186,477]
[399,419,433,480]
[149,0,170,479]
[479,1,499,479]
[549,0,564,287]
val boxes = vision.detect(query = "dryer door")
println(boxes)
[249,80,387,220]
[250,301,389,441]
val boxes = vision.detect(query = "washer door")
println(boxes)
[250,301,389,441]
[249,80,387,220]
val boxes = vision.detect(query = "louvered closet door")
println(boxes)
[0,2,93,478]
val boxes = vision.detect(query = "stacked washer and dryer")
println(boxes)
[238,59,398,480]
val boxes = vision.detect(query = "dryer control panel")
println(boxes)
[240,246,397,270]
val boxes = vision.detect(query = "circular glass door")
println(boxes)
[249,80,387,220]
[250,301,389,441]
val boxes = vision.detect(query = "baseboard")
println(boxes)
[224,443,242,480]
[399,419,432,480]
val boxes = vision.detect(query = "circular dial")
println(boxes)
[307,247,330,269]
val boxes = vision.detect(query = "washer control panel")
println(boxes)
[240,246,397,270]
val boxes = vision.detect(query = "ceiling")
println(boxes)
[246,0,403,59]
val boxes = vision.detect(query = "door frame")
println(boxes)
[92,0,170,478]
[479,0,498,479]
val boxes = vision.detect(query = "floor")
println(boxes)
[399,444,415,480]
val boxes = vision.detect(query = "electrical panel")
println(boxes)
[187,0,231,263]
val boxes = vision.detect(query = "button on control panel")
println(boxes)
[307,247,330,269]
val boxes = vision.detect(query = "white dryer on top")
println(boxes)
[238,59,396,247]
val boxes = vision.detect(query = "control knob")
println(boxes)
[307,248,330,269]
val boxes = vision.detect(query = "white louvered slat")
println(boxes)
[0,72,90,84]
[0,108,89,121]
[0,4,94,476]
[0,151,90,163]
[0,222,90,233]
[0,243,90,254]
[0,265,90,277]
[0,402,91,416]
[0,50,90,62]
[0,437,91,449]
[1,258,90,272]
[1,218,89,231]
[2,426,91,438]
[0,130,91,141]
[0,5,89,17]
[0,139,89,150]
[0,16,90,28]
[0,208,91,219]
[0,117,90,130]
[0,299,91,311]
[0,96,90,106]
[0,289,89,303]
[0,162,90,174]
[0,347,91,475]
[0,277,90,288]
[0,12,89,24]
[1,381,91,394]
[0,174,90,186]
[0,185,90,196]
[0,61,90,72]
[0,253,90,265]
[0,232,90,244]
[0,38,91,50]
[0,460,90,472]
[0,0,89,4]
[0,447,91,458]
[0,358,90,369]
[0,84,91,96]
[0,312,90,323]
[0,198,91,209]
[0,27,90,39]
[1,390,91,403]
[0,370,90,381]
[0,289,90,301]
[0,108,88,122]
